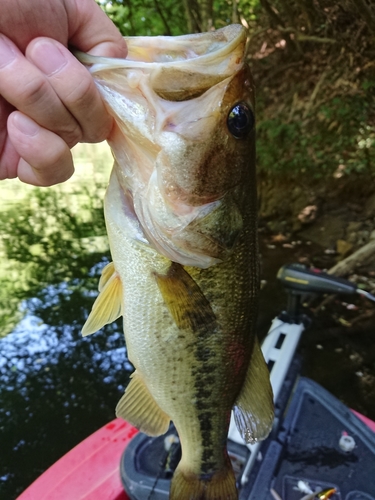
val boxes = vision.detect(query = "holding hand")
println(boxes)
[0,0,127,186]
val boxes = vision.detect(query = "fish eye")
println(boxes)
[227,102,254,139]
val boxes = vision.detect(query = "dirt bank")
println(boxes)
[258,173,375,264]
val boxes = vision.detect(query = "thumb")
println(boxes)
[67,0,127,58]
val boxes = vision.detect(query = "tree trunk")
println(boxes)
[232,0,239,25]
[183,0,202,32]
[153,0,172,35]
[259,0,300,54]
[294,0,318,31]
[199,0,213,31]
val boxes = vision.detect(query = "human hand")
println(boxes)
[0,0,127,186]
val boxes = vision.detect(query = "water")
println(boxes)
[0,146,374,499]
[0,306,132,498]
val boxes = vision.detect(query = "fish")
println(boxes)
[77,24,274,500]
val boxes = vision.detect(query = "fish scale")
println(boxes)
[79,24,274,500]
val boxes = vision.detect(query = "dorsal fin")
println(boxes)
[82,262,123,336]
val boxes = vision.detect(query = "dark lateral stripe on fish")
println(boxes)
[194,371,222,474]
[155,262,226,474]
[193,339,224,474]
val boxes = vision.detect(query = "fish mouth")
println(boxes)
[76,25,247,102]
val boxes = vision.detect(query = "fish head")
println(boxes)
[77,25,256,268]
[156,64,255,207]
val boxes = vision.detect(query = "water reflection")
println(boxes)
[0,143,111,336]
[0,262,133,498]
[0,144,135,498]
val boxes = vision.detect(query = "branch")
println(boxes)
[328,239,375,277]
[153,0,172,35]
[351,0,375,34]
[302,70,329,119]
[278,27,337,44]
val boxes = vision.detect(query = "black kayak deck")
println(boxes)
[245,376,375,500]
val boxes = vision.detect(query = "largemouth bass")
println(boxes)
[78,25,273,500]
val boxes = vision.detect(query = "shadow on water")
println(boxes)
[0,145,374,498]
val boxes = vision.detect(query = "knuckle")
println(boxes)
[59,126,82,148]
[64,74,96,110]
[19,77,50,108]
[63,77,110,142]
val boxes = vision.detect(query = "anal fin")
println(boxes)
[82,262,123,336]
[116,371,170,436]
[233,337,274,444]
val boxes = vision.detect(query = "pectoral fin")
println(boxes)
[82,263,123,336]
[154,262,217,332]
[116,371,170,436]
[233,338,274,444]
[98,262,116,290]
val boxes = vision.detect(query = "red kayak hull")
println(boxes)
[17,418,138,500]
[352,409,375,433]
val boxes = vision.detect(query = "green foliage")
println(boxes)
[256,93,375,179]
[96,0,187,36]
[96,0,261,35]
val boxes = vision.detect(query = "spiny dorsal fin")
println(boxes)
[116,371,170,436]
[153,262,217,332]
[81,262,123,337]
[233,337,274,443]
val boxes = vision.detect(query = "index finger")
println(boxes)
[66,0,128,58]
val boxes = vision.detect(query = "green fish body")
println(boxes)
[79,25,273,500]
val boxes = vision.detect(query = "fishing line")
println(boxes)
[147,433,180,500]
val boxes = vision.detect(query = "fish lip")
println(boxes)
[75,24,247,75]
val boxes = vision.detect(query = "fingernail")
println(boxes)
[0,35,17,68]
[31,40,67,76]
[13,113,40,137]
